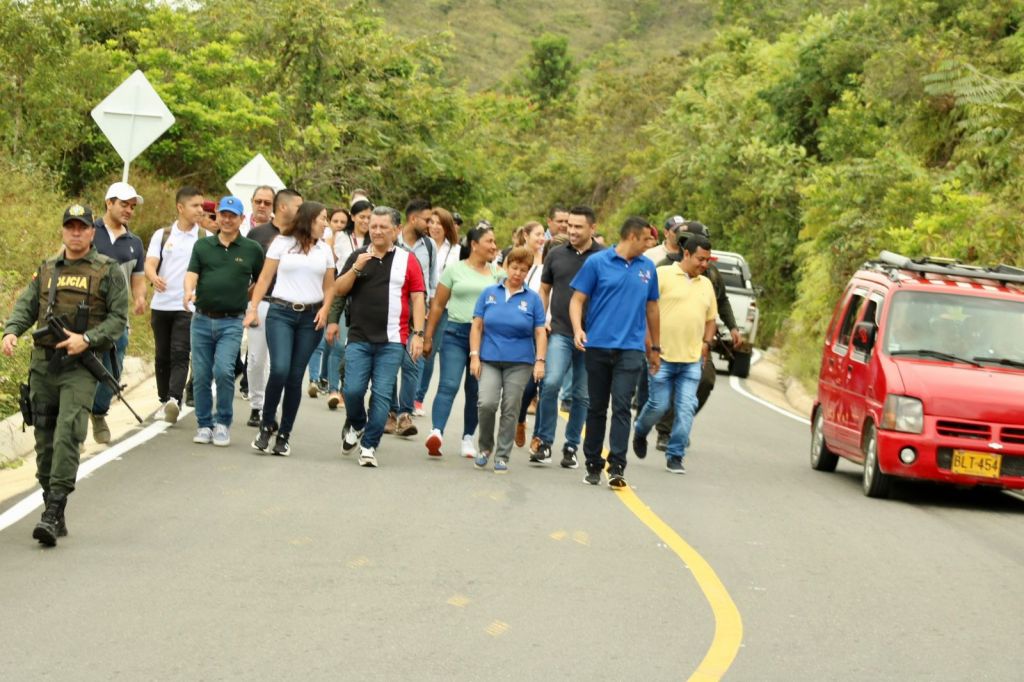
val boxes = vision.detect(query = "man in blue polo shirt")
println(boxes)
[90,181,148,444]
[569,216,661,489]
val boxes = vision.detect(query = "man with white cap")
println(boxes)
[89,181,147,444]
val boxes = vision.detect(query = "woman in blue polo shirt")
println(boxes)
[468,246,547,472]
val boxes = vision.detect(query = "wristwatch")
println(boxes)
[412,330,425,338]
[650,345,662,353]
[469,350,480,357]
[82,333,92,347]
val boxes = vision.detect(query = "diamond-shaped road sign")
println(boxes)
[227,154,285,216]
[91,70,175,181]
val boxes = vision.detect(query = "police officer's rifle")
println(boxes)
[31,315,143,423]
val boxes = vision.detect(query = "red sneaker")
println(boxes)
[426,429,443,457]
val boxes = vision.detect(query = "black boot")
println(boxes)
[33,492,67,547]
[41,492,69,539]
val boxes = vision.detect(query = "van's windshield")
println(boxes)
[884,290,1024,368]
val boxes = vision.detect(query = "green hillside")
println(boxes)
[373,0,713,89]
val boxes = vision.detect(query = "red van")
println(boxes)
[810,251,1024,498]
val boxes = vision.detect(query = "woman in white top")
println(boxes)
[245,201,335,456]
[414,206,463,414]
[514,221,548,447]
[334,199,372,266]
[307,207,351,408]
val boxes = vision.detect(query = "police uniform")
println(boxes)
[2,205,129,546]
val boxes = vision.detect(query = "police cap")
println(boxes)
[681,220,710,238]
[62,204,94,228]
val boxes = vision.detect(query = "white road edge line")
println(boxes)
[728,350,811,426]
[0,407,192,533]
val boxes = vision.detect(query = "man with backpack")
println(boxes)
[386,198,436,437]
[143,186,209,424]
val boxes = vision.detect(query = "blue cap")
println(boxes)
[217,196,244,215]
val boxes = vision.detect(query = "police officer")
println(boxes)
[1,204,129,547]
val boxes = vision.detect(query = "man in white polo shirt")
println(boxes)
[144,186,208,423]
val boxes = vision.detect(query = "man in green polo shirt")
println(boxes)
[183,196,264,446]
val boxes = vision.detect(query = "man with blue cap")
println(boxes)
[182,196,264,447]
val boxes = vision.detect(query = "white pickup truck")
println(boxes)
[710,251,759,378]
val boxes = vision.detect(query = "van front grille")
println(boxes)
[1001,427,1024,445]
[936,420,991,440]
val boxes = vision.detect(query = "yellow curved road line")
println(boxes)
[613,484,744,680]
[557,410,743,678]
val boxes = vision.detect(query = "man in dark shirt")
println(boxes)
[184,196,264,447]
[528,205,605,469]
[244,188,302,427]
[89,181,147,444]
[328,206,425,468]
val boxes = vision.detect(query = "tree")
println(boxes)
[521,33,578,110]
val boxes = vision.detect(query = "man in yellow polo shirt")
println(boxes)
[632,233,716,474]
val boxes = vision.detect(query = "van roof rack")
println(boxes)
[868,251,1024,285]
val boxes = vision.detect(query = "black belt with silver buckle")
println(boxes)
[267,297,322,312]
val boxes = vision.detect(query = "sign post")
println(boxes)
[90,70,175,183]
[227,154,285,216]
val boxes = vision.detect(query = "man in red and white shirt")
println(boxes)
[328,206,425,467]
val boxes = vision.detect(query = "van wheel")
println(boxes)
[861,424,892,498]
[810,408,838,472]
[728,350,751,378]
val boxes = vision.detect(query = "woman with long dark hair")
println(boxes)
[335,200,372,265]
[245,201,335,456]
[513,221,548,447]
[307,207,350,408]
[414,206,463,415]
[422,223,503,458]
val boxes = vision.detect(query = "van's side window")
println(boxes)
[835,292,865,349]
[851,297,881,362]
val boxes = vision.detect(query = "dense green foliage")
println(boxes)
[2,0,1024,422]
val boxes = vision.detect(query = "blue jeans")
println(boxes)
[430,322,478,438]
[390,349,421,416]
[263,304,323,435]
[415,311,448,403]
[92,330,129,416]
[635,360,701,459]
[343,342,404,449]
[582,348,645,473]
[308,323,346,392]
[191,313,244,429]
[533,334,588,448]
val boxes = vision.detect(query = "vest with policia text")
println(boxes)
[34,251,113,350]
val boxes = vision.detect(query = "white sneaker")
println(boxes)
[358,446,378,467]
[341,425,364,455]
[193,427,213,444]
[163,399,180,424]
[212,424,231,447]
[461,435,477,459]
[155,401,168,421]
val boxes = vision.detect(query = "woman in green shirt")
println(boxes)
[423,224,503,458]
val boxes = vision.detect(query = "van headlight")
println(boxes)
[881,395,924,434]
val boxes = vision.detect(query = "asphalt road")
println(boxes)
[2,369,1023,681]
